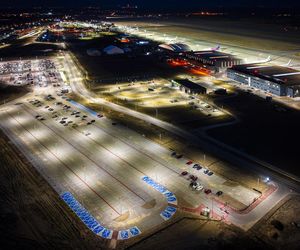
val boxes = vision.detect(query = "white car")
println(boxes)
[196,185,204,191]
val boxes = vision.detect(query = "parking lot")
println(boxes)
[0,58,261,239]
[0,59,63,88]
[97,78,226,125]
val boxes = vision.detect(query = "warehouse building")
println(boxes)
[184,50,243,72]
[227,63,300,97]
[171,79,207,95]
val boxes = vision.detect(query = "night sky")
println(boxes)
[2,0,300,9]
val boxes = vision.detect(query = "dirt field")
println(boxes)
[0,38,60,59]
[67,35,179,81]
[0,83,30,103]
[0,131,107,249]
[207,90,300,177]
[253,195,300,250]
[129,218,270,250]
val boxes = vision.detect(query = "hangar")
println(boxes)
[184,50,243,72]
[227,63,300,97]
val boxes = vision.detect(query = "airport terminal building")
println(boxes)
[184,50,243,72]
[227,64,300,97]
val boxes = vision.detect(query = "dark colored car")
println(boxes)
[181,171,188,176]
[204,189,212,195]
[186,160,193,165]
[208,171,214,176]
[193,164,202,170]
[204,169,209,174]
[216,191,223,196]
[176,154,183,159]
[189,175,198,182]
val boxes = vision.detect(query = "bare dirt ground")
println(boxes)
[0,83,30,104]
[129,218,270,250]
[253,195,300,250]
[208,90,300,177]
[0,131,106,249]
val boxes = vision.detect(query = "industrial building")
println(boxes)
[184,50,243,72]
[227,63,300,97]
[171,79,207,95]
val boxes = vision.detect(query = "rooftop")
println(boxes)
[172,79,206,90]
[231,63,300,86]
[186,50,240,61]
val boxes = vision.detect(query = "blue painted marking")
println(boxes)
[130,227,140,236]
[89,221,99,229]
[101,228,111,238]
[60,192,114,239]
[166,206,177,213]
[167,196,177,202]
[142,176,149,181]
[157,186,167,193]
[120,230,129,239]
[93,225,104,234]
[68,100,98,117]
[164,192,173,197]
[161,210,172,219]
[147,179,154,185]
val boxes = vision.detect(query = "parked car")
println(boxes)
[204,189,212,195]
[189,175,198,182]
[176,154,183,159]
[196,184,204,191]
[216,191,223,196]
[181,171,188,176]
[193,164,202,170]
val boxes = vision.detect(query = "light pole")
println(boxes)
[211,198,214,219]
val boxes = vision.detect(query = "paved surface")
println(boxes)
[0,56,294,243]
